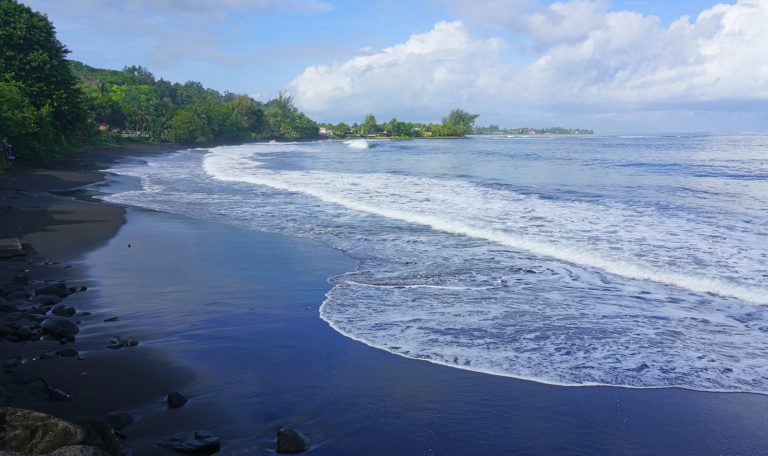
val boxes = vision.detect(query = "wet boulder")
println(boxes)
[276,428,310,454]
[36,282,71,298]
[166,391,188,409]
[42,317,79,339]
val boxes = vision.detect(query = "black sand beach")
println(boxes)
[3,146,768,455]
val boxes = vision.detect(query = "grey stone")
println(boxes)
[157,430,220,454]
[36,282,70,298]
[166,392,188,409]
[0,407,85,453]
[276,428,310,454]
[106,337,138,350]
[42,317,79,339]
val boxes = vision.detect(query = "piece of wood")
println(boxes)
[0,238,24,258]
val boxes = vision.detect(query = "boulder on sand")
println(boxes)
[41,317,79,339]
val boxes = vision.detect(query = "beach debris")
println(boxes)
[166,391,188,409]
[103,316,119,322]
[106,337,138,349]
[26,377,73,401]
[276,428,310,454]
[69,285,88,293]
[157,430,221,454]
[52,304,77,316]
[104,411,133,431]
[42,317,80,340]
[57,348,79,357]
[0,406,85,453]
[36,282,71,298]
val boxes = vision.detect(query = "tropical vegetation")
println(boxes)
[318,108,479,139]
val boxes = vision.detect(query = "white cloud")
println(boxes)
[289,0,768,129]
[289,21,506,118]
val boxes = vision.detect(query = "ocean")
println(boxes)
[103,134,768,395]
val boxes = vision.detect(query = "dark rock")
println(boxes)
[157,430,220,454]
[52,304,77,316]
[107,337,138,349]
[103,316,119,322]
[69,286,88,293]
[37,294,63,306]
[12,274,29,286]
[42,317,80,339]
[166,391,188,409]
[0,406,85,453]
[40,351,58,360]
[104,412,133,431]
[57,348,79,357]
[276,428,310,454]
[5,290,31,301]
[36,282,71,298]
[79,419,121,455]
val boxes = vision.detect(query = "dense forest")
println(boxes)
[72,62,318,145]
[0,0,318,165]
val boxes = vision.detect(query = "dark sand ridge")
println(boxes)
[0,145,195,452]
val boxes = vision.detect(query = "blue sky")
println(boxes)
[23,0,768,131]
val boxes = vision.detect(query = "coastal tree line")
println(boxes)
[472,125,594,135]
[318,109,480,139]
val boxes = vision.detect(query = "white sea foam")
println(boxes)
[344,139,370,149]
[103,139,768,393]
[202,147,768,305]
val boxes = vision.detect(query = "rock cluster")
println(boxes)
[0,407,118,456]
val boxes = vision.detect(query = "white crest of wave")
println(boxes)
[203,147,768,305]
[344,139,370,149]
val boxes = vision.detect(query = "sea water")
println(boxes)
[104,134,768,394]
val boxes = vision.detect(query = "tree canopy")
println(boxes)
[0,0,86,159]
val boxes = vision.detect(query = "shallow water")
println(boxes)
[103,134,768,394]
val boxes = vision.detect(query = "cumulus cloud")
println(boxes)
[289,21,506,118]
[289,0,768,128]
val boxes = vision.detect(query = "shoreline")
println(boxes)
[0,144,195,455]
[3,141,768,455]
